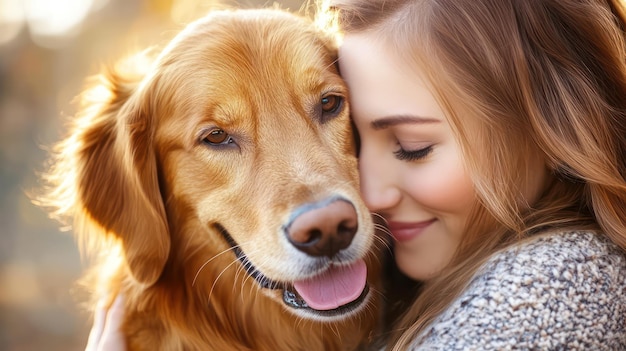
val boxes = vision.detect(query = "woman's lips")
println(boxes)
[386,219,436,243]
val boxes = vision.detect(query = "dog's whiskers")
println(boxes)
[374,223,392,237]
[206,257,243,304]
[371,212,392,237]
[193,244,243,287]
[371,212,388,225]
[228,244,268,302]
[325,57,340,72]
[372,232,392,256]
[368,243,388,270]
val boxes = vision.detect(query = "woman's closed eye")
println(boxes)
[393,145,433,161]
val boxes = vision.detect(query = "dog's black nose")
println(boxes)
[285,198,358,257]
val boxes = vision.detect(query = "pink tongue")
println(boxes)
[293,260,367,311]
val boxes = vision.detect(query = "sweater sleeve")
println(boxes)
[410,232,626,350]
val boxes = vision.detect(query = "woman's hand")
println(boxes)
[85,295,127,351]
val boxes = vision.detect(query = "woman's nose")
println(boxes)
[358,147,401,212]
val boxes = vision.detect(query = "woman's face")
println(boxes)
[339,33,476,280]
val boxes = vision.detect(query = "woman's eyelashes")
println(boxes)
[393,145,433,161]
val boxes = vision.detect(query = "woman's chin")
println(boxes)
[394,248,444,282]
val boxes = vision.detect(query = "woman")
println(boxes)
[328,0,626,349]
[90,0,626,349]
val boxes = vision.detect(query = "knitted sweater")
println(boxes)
[410,231,626,350]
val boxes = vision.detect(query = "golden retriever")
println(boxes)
[37,7,384,351]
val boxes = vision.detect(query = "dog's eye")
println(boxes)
[203,129,231,145]
[321,95,343,114]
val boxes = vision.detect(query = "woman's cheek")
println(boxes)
[407,147,475,215]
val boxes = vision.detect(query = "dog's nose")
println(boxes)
[286,198,358,257]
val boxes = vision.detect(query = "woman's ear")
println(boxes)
[77,70,170,286]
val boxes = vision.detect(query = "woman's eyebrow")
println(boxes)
[370,114,440,130]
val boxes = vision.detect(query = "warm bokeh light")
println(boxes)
[0,0,111,48]
[25,0,96,48]
[0,0,25,45]
[0,0,309,49]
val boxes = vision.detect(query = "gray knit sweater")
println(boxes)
[410,231,626,350]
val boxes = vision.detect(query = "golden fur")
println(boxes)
[38,8,383,351]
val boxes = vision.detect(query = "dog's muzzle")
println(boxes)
[214,196,371,317]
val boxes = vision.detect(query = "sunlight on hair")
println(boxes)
[96,243,125,294]
[314,0,343,45]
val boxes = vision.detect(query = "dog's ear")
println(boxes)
[77,68,170,286]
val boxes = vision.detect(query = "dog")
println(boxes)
[36,7,384,351]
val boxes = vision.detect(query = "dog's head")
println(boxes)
[44,8,380,321]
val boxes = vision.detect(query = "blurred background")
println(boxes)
[0,0,306,349]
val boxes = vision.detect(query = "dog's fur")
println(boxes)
[37,7,384,351]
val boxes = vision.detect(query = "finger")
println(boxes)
[98,294,127,351]
[85,300,108,351]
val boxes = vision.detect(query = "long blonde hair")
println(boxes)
[317,0,626,349]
